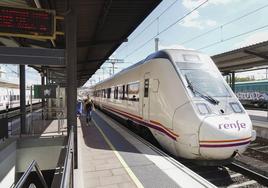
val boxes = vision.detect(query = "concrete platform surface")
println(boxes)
[76,110,215,188]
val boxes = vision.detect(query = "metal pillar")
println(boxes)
[20,65,26,134]
[155,38,159,52]
[231,72,235,92]
[41,72,45,120]
[66,3,78,168]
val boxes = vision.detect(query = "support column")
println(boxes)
[66,2,77,168]
[231,72,235,92]
[155,38,159,52]
[20,65,26,134]
[41,71,45,120]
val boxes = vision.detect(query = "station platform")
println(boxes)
[76,110,215,188]
[247,110,268,139]
[247,110,268,123]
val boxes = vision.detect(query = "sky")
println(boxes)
[1,0,268,87]
[86,0,268,86]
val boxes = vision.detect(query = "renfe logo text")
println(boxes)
[219,120,246,131]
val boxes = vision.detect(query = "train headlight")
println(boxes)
[230,102,243,113]
[196,103,210,115]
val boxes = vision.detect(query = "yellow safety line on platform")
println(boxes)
[92,118,144,188]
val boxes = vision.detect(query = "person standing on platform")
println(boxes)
[85,99,93,125]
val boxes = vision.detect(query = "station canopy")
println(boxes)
[0,0,161,87]
[212,40,268,73]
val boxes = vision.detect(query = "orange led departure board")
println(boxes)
[0,6,56,39]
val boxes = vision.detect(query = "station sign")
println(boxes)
[0,6,56,39]
[34,85,57,98]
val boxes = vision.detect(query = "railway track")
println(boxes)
[179,159,268,187]
[244,138,268,163]
[98,110,268,187]
[0,102,42,119]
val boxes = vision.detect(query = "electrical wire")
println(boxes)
[125,0,209,58]
[198,24,268,50]
[181,2,268,45]
[117,0,179,54]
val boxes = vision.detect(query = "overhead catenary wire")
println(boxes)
[181,2,268,45]
[124,0,209,58]
[117,0,179,54]
[198,24,268,51]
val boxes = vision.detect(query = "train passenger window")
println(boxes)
[144,79,149,97]
[114,87,118,99]
[107,88,111,98]
[123,85,125,99]
[127,82,140,101]
[125,85,128,100]
[111,87,114,99]
[103,89,106,98]
[118,86,124,100]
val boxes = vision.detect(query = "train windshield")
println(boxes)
[181,69,230,97]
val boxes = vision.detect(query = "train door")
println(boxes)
[142,73,150,121]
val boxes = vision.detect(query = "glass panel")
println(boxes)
[182,69,230,97]
[128,82,139,101]
[118,86,124,100]
[144,79,149,97]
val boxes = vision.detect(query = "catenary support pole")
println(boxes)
[155,38,159,52]
[231,72,235,92]
[41,71,45,120]
[20,65,26,134]
[66,2,78,168]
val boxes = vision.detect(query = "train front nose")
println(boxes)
[199,115,254,160]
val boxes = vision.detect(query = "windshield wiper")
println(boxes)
[185,75,219,105]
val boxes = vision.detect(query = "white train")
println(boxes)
[92,49,256,161]
[0,87,39,111]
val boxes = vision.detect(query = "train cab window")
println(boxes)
[144,79,149,97]
[182,69,230,97]
[127,82,140,101]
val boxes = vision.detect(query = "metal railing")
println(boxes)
[60,126,74,188]
[14,160,48,188]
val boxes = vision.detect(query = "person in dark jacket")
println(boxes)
[85,99,93,124]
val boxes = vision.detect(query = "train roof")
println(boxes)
[93,49,199,87]
[0,78,19,88]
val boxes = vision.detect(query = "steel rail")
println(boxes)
[229,162,268,186]
[0,102,42,119]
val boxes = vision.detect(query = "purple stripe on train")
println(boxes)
[200,140,250,148]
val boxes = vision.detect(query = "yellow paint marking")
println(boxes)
[92,118,144,188]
